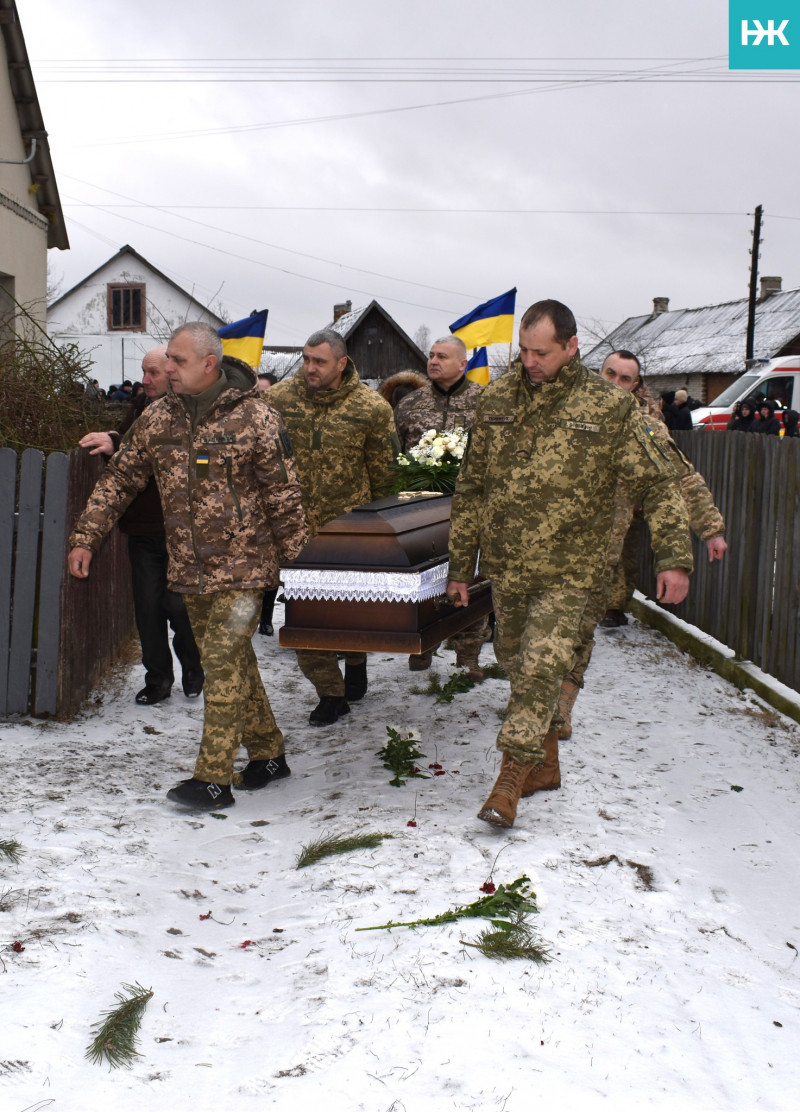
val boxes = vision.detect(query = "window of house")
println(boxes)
[107,283,145,331]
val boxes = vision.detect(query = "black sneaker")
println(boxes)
[237,755,291,791]
[135,682,172,705]
[309,696,350,727]
[344,660,368,702]
[181,668,205,698]
[258,620,274,636]
[599,609,628,628]
[166,778,234,810]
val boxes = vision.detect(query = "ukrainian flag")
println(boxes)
[450,288,516,349]
[466,347,490,387]
[218,309,268,367]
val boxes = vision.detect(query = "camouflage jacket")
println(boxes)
[394,375,483,452]
[69,361,308,594]
[448,357,693,592]
[268,360,399,536]
[605,381,725,563]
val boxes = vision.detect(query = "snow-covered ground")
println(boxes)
[2,609,799,1112]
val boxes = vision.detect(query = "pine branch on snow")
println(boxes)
[85,982,154,1068]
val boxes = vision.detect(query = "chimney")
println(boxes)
[333,300,352,322]
[652,296,670,316]
[759,276,782,300]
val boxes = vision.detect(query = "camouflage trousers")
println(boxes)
[563,587,608,688]
[185,589,284,785]
[295,649,367,698]
[493,587,594,763]
[447,614,492,657]
[606,511,645,610]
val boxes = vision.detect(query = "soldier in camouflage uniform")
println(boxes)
[553,350,727,743]
[69,322,308,811]
[268,328,398,725]
[446,300,693,829]
[394,335,490,680]
[600,354,726,625]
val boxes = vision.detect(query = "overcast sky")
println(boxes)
[18,0,800,355]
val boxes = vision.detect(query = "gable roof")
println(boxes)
[584,287,800,377]
[329,299,425,360]
[48,244,223,322]
[0,0,68,250]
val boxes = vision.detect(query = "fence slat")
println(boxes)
[0,448,17,714]
[34,452,70,715]
[7,449,43,713]
[643,431,800,692]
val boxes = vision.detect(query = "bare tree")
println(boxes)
[413,324,431,353]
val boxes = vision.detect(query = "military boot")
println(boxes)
[556,679,580,741]
[521,730,561,796]
[456,648,484,684]
[477,752,532,828]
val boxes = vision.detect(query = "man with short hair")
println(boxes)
[78,347,203,706]
[68,322,308,811]
[394,335,488,679]
[268,328,398,725]
[446,300,693,829]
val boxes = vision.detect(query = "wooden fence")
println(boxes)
[0,447,134,718]
[638,431,800,692]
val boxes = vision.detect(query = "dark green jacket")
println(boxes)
[268,360,399,536]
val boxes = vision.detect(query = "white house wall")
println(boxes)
[47,257,223,388]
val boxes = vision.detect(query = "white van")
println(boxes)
[691,356,800,430]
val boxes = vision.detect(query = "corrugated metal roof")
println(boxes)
[259,350,302,379]
[584,288,800,376]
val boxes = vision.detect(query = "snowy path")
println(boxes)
[2,611,798,1112]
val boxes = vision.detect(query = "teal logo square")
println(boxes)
[729,2,800,68]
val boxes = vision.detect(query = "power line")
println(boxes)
[60,182,469,315]
[62,203,753,216]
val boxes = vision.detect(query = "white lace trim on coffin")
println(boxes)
[281,561,450,603]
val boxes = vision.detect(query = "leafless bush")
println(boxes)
[0,303,109,452]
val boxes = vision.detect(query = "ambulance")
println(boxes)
[691,356,800,430]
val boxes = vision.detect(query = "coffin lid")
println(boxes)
[288,492,451,572]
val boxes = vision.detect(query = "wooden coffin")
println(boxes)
[279,493,491,653]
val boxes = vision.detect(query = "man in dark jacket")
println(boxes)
[78,347,203,706]
[754,400,782,435]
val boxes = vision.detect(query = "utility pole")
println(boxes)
[745,205,763,364]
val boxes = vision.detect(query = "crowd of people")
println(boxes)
[726,398,799,435]
[68,302,729,828]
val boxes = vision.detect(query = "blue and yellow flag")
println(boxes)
[218,309,268,368]
[466,346,490,386]
[450,288,516,349]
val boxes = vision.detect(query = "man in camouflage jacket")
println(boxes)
[394,334,489,679]
[69,322,308,811]
[445,300,693,829]
[394,336,483,451]
[268,328,398,724]
[553,349,727,744]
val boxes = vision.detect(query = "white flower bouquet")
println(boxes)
[392,427,469,493]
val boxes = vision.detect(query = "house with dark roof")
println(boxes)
[583,278,800,403]
[0,0,68,333]
[47,245,225,388]
[328,299,426,382]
